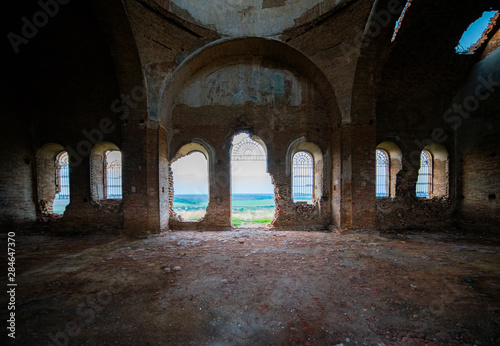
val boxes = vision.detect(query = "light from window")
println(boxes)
[54,151,70,215]
[171,151,209,221]
[55,151,70,200]
[105,150,122,199]
[416,150,432,198]
[292,151,314,203]
[376,149,390,197]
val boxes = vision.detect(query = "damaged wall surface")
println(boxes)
[2,0,500,235]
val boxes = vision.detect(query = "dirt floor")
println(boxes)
[2,227,500,345]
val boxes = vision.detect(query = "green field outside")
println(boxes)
[173,194,274,226]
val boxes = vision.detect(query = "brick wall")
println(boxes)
[4,0,499,234]
[0,90,36,229]
[4,0,126,233]
[460,133,500,226]
[372,1,499,229]
[169,63,332,230]
[456,40,500,230]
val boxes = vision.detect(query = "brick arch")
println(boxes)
[171,138,216,180]
[287,138,325,204]
[90,142,121,202]
[342,0,407,229]
[90,0,153,234]
[422,143,449,199]
[169,140,212,227]
[159,37,341,128]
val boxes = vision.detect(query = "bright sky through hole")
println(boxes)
[171,134,274,195]
[172,152,209,195]
[457,10,498,51]
[231,133,274,195]
[106,150,121,163]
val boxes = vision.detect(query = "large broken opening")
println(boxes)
[230,133,274,227]
[171,150,209,221]
[456,10,499,54]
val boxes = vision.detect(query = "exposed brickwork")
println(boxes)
[0,98,36,228]
[373,1,500,230]
[3,0,500,235]
[460,133,500,226]
[482,25,500,58]
[170,65,332,230]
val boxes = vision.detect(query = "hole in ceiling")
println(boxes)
[391,0,411,42]
[455,10,498,54]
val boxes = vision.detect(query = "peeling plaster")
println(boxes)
[176,64,302,107]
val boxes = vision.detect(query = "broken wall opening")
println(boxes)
[230,132,275,227]
[161,37,339,231]
[456,10,499,54]
[171,150,209,221]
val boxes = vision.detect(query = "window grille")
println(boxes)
[416,150,432,198]
[105,151,122,199]
[376,149,390,197]
[292,151,314,203]
[231,137,266,161]
[55,152,70,200]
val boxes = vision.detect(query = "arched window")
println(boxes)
[376,149,390,197]
[105,150,122,199]
[416,150,432,198]
[55,151,70,200]
[292,151,314,203]
[36,143,69,215]
[53,151,70,215]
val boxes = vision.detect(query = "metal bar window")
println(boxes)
[376,149,390,197]
[55,152,70,200]
[105,151,122,199]
[292,151,314,203]
[416,150,432,198]
[231,137,266,161]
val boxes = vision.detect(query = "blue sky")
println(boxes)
[457,10,498,50]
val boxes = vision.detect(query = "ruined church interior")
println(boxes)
[2,0,500,344]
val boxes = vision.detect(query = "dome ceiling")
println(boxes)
[156,0,344,36]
